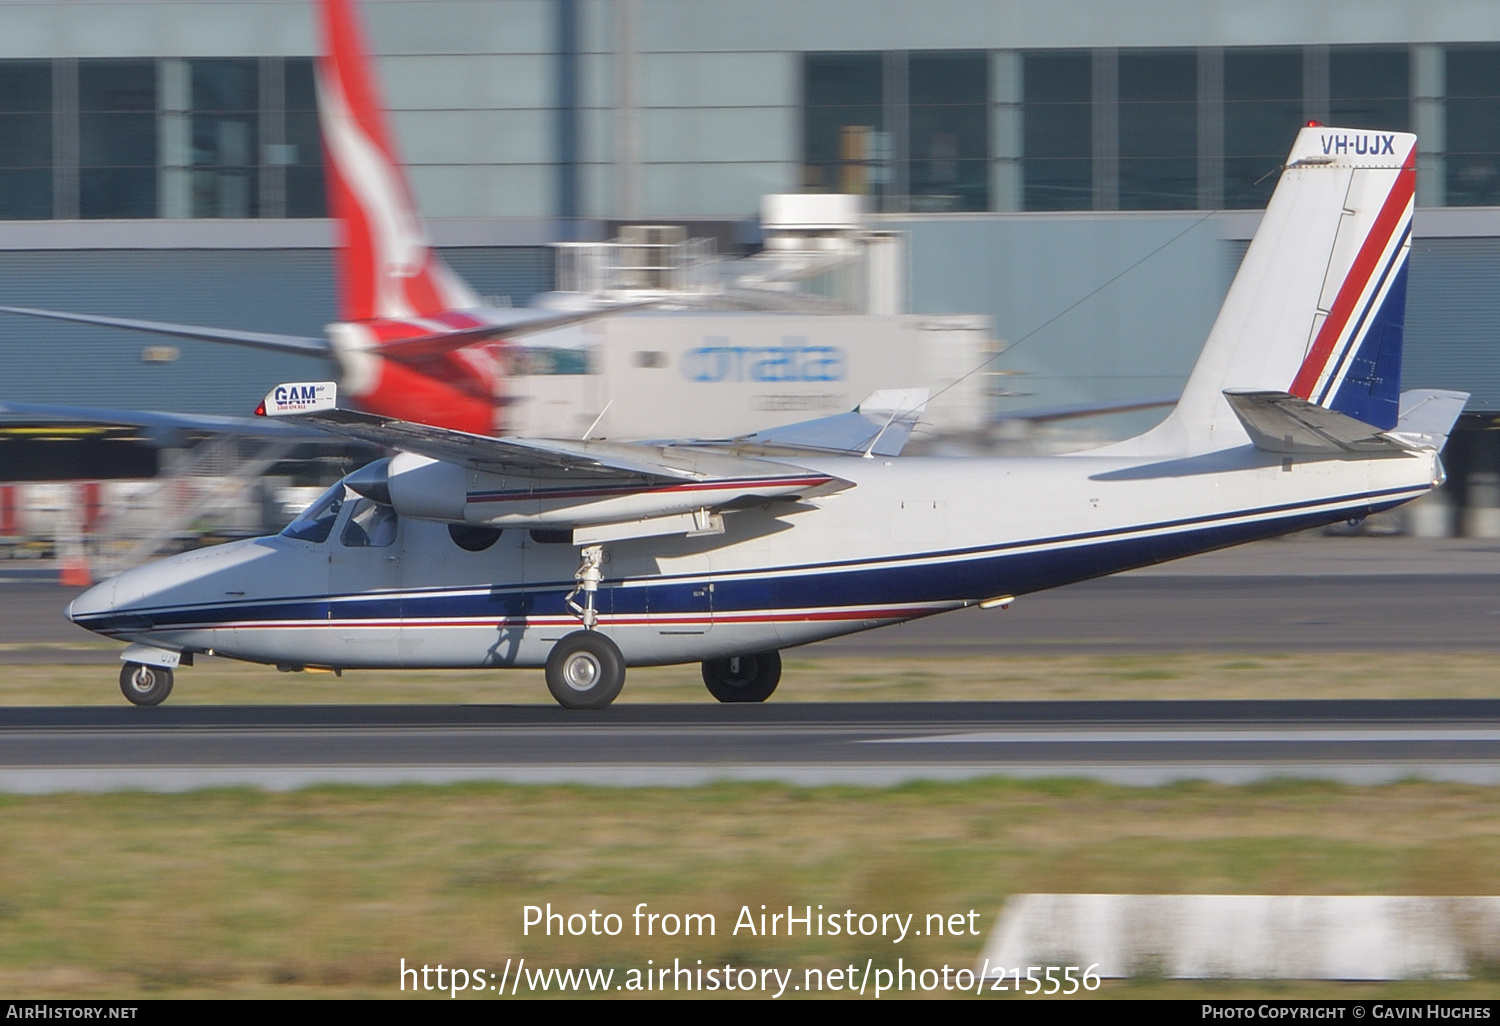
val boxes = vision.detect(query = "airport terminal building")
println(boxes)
[4,0,1500,494]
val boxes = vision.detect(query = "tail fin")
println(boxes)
[317,0,480,322]
[1125,126,1415,456]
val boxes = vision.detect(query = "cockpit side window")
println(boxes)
[280,484,345,544]
[340,498,398,548]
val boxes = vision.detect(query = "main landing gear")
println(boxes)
[120,662,173,707]
[701,651,781,703]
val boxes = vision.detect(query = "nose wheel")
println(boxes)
[119,662,174,707]
[701,650,781,703]
[545,630,626,709]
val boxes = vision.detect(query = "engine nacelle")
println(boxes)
[350,451,838,531]
[386,452,467,522]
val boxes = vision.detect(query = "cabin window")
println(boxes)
[448,524,503,552]
[340,498,398,548]
[279,483,344,544]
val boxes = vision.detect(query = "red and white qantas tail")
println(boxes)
[313,0,627,435]
[317,0,480,321]
[2,0,630,437]
[1113,126,1418,457]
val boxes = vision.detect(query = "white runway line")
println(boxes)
[869,727,1500,744]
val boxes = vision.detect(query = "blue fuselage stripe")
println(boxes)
[74,484,1419,636]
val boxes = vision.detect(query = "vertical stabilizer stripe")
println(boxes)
[1288,149,1416,401]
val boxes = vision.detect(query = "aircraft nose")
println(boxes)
[66,578,117,628]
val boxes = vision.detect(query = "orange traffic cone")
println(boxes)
[57,503,92,587]
[59,554,92,588]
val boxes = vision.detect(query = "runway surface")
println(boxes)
[3,699,1498,791]
[5,538,1500,791]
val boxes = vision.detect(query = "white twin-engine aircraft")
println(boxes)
[69,126,1466,709]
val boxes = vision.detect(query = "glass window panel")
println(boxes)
[909,51,987,107]
[0,168,52,219]
[1447,46,1500,206]
[1224,49,1302,208]
[802,53,883,197]
[284,110,322,166]
[1329,47,1409,131]
[79,60,156,112]
[1118,51,1196,209]
[1023,51,1091,210]
[285,58,319,112]
[80,168,157,218]
[192,59,257,112]
[286,165,327,217]
[192,167,257,218]
[0,62,51,113]
[283,91,325,218]
[0,112,51,168]
[908,52,988,211]
[193,113,257,166]
[79,112,156,167]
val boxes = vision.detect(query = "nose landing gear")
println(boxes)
[119,662,174,707]
[545,630,626,709]
[563,545,606,629]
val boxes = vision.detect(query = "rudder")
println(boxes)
[317,0,480,322]
[1115,126,1416,456]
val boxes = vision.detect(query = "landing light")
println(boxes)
[979,595,1014,610]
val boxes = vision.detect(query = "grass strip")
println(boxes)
[4,650,1500,705]
[0,779,1497,998]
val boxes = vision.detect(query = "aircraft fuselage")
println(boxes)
[68,446,1438,672]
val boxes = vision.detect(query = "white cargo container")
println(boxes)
[506,312,992,443]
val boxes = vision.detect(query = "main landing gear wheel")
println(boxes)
[545,631,626,709]
[702,651,781,703]
[119,662,173,707]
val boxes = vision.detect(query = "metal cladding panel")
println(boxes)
[0,246,552,416]
[903,219,1500,421]
[439,248,554,307]
[1403,236,1500,413]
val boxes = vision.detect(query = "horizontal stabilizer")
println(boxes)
[730,388,929,457]
[1386,389,1469,451]
[1223,390,1413,456]
[0,306,331,357]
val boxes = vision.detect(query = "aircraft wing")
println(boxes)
[260,383,848,492]
[0,400,333,442]
[371,302,655,362]
[0,306,332,358]
[0,302,650,366]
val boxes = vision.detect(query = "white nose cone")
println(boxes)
[67,578,117,629]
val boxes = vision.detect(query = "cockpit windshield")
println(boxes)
[340,497,398,547]
[280,483,346,543]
